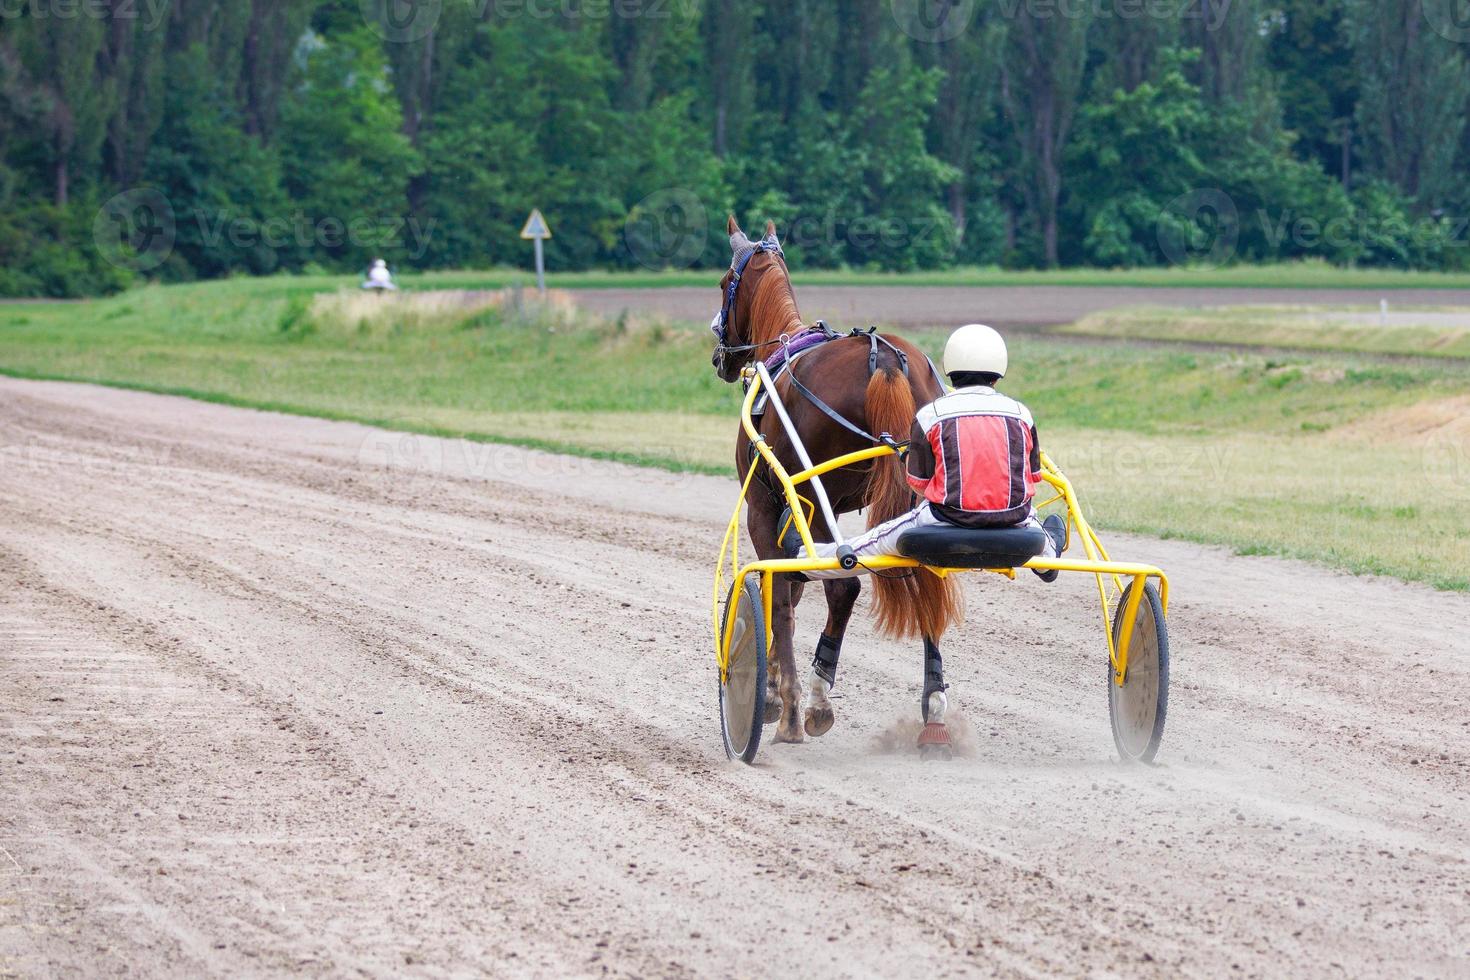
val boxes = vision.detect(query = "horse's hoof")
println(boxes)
[917,722,953,761]
[773,720,805,744]
[804,704,835,737]
[763,698,782,725]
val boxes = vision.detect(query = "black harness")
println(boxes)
[710,239,786,372]
[780,324,911,449]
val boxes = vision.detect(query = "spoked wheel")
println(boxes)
[718,574,768,764]
[1108,581,1170,764]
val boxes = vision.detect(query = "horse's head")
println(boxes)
[710,215,789,383]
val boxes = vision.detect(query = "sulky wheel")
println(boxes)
[1107,580,1170,764]
[718,573,768,764]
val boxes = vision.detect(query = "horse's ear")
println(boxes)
[727,215,741,236]
[764,220,777,239]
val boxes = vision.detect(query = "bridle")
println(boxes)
[710,238,785,371]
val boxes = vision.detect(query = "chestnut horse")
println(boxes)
[712,217,962,744]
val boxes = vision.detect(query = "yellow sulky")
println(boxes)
[713,367,1170,688]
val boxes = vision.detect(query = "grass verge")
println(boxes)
[7,262,1470,309]
[1062,305,1470,359]
[1,282,1466,590]
[402,263,1470,291]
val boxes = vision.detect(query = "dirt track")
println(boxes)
[571,285,1470,330]
[2,377,1467,977]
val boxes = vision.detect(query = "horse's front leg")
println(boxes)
[804,576,860,737]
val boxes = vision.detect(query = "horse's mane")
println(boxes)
[743,257,805,346]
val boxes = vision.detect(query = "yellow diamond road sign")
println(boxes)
[520,209,552,240]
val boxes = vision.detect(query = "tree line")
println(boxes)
[2,0,1468,296]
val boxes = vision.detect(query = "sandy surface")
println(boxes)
[1,376,1467,977]
[570,285,1470,330]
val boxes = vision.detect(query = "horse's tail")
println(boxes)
[863,369,963,641]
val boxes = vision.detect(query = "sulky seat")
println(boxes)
[896,525,1049,570]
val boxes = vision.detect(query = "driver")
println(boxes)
[786,324,1066,580]
[363,259,397,291]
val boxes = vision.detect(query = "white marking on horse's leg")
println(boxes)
[808,668,831,709]
[925,689,947,726]
[803,667,835,737]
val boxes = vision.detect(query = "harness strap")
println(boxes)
[847,325,910,379]
[922,354,947,392]
[780,327,914,446]
[785,363,885,445]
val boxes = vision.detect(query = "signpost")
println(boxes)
[520,209,552,296]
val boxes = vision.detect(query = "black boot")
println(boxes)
[1033,514,1067,583]
[777,506,804,559]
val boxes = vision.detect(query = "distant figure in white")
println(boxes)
[362,259,397,292]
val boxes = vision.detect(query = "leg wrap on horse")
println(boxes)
[923,637,947,697]
[922,637,948,722]
[813,632,842,688]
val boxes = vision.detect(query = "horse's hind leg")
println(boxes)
[804,577,860,737]
[917,637,953,761]
[746,493,804,741]
[768,575,806,742]
[765,579,803,725]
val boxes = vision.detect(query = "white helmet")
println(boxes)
[943,323,1008,379]
[373,259,387,269]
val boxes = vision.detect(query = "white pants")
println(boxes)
[805,502,1056,579]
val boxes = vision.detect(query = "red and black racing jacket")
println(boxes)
[905,386,1042,528]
